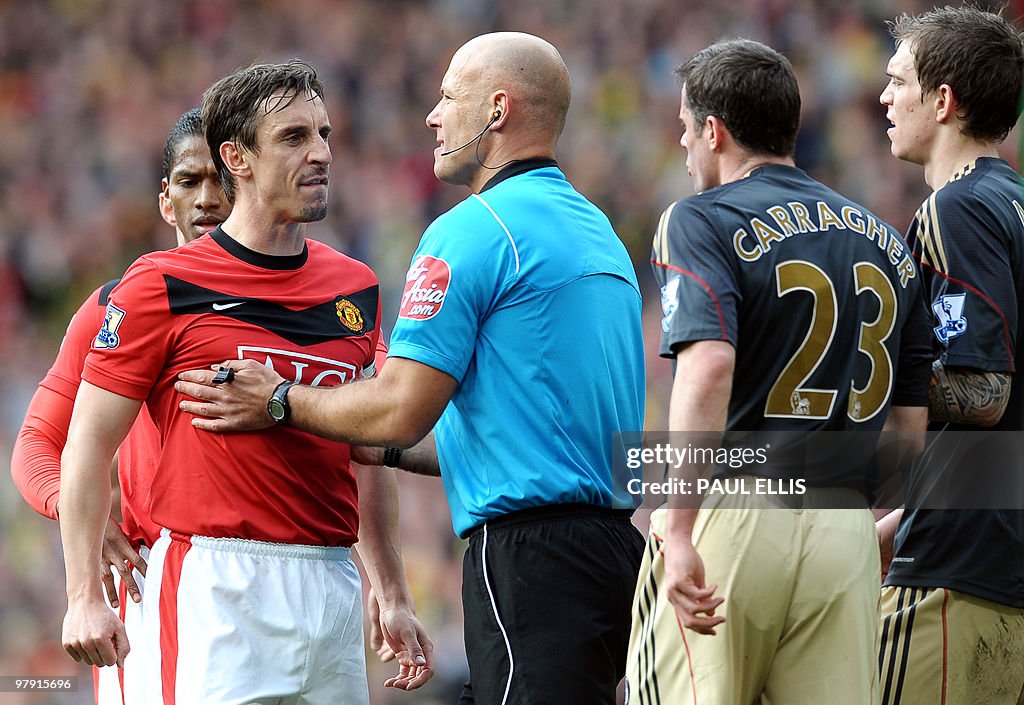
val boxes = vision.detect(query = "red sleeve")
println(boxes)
[374,337,388,372]
[40,286,108,398]
[82,258,172,399]
[11,287,107,519]
[11,386,75,519]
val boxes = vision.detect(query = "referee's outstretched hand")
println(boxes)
[177,360,283,432]
[664,541,726,636]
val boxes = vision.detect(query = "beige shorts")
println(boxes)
[879,585,1024,705]
[627,489,880,705]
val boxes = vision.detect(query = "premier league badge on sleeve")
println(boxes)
[931,292,967,344]
[94,302,126,349]
[660,275,681,332]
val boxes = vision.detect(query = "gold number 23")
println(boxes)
[765,260,897,422]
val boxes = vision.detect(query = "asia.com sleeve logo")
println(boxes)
[399,255,451,320]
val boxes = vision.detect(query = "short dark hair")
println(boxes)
[202,59,324,200]
[161,107,203,181]
[889,5,1024,142]
[675,39,800,158]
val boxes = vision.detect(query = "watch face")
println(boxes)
[268,398,286,421]
[268,381,292,423]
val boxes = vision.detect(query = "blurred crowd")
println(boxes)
[0,0,1019,703]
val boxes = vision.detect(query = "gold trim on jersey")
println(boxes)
[653,201,679,265]
[917,159,978,273]
[948,159,977,184]
[914,192,949,273]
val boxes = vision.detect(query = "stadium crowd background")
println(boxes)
[0,1,1020,703]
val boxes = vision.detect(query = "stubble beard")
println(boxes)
[298,203,329,223]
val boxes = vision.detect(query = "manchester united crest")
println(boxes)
[335,298,364,332]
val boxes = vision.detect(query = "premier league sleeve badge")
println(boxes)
[931,292,967,344]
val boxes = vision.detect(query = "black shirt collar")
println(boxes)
[479,157,559,193]
[210,226,309,270]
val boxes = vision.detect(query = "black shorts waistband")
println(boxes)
[466,503,634,539]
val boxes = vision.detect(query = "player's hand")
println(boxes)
[663,540,725,636]
[101,516,147,608]
[378,604,434,690]
[366,585,396,662]
[175,360,283,432]
[876,509,902,582]
[62,599,129,668]
[878,529,894,582]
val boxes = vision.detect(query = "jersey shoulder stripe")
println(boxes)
[913,192,948,273]
[98,278,122,307]
[470,193,521,273]
[652,201,680,267]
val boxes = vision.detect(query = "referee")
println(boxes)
[177,32,647,705]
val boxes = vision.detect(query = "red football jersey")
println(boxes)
[12,281,162,547]
[82,229,381,546]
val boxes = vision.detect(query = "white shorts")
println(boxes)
[140,530,368,705]
[95,545,149,705]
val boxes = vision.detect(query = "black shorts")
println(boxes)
[459,503,645,705]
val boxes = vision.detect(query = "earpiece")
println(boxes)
[439,108,503,157]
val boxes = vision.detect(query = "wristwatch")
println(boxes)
[267,381,297,424]
[383,446,404,467]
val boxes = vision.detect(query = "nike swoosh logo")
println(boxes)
[212,302,245,311]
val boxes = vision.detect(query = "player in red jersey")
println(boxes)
[57,60,430,704]
[10,107,231,705]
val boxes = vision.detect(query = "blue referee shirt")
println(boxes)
[389,160,645,537]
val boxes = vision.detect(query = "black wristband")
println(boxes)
[382,447,403,468]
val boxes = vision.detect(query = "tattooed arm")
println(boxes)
[928,360,1012,427]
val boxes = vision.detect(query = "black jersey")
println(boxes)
[653,164,931,491]
[887,158,1024,608]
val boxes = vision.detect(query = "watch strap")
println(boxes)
[268,380,297,424]
[382,446,404,467]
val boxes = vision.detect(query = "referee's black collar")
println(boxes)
[479,157,559,193]
[210,226,309,270]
